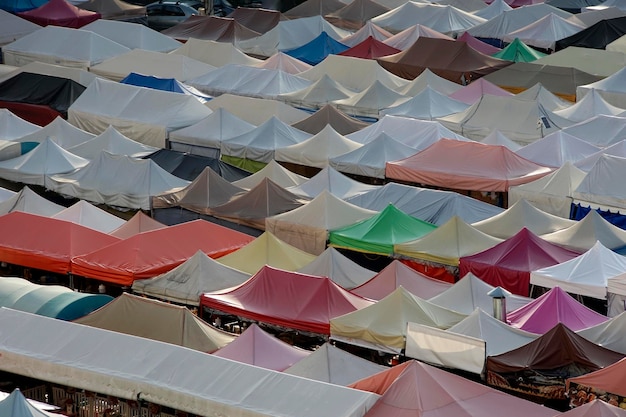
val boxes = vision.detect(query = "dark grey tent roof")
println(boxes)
[145,149,251,182]
[555,16,626,51]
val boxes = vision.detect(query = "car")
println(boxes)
[146,1,199,31]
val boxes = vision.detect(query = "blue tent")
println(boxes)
[120,72,212,102]
[284,32,349,66]
[0,388,51,417]
[0,0,45,12]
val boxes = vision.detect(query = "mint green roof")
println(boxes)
[492,38,546,63]
[328,204,437,255]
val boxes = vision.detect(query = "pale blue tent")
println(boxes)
[0,388,51,417]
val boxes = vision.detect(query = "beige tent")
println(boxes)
[206,94,309,125]
[170,38,262,67]
[533,46,626,78]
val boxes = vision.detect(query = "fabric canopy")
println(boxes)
[291,104,369,135]
[0,186,63,217]
[338,36,400,59]
[492,38,547,62]
[162,16,261,43]
[17,0,100,29]
[297,247,377,290]
[51,200,125,233]
[0,389,55,417]
[284,32,349,65]
[82,19,180,52]
[567,357,626,398]
[109,211,165,239]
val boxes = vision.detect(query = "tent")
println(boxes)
[530,242,626,300]
[226,7,282,34]
[562,399,626,416]
[340,21,393,47]
[333,80,409,118]
[75,293,235,353]
[0,108,39,140]
[515,82,571,111]
[338,36,400,60]
[0,211,119,274]
[471,199,576,239]
[534,46,626,78]
[170,38,262,67]
[286,166,380,200]
[0,388,55,417]
[382,24,452,51]
[51,200,125,233]
[131,250,250,306]
[508,162,587,218]
[350,259,452,301]
[284,342,387,386]
[567,358,626,405]
[324,0,390,31]
[119,72,209,103]
[0,276,112,320]
[555,16,626,51]
[0,308,380,417]
[0,185,63,217]
[577,67,626,109]
[231,159,308,190]
[381,86,469,120]
[0,0,44,12]
[448,78,515,105]
[0,9,39,47]
[397,68,463,97]
[278,74,355,110]
[486,323,624,401]
[377,37,512,83]
[265,190,376,255]
[386,139,553,193]
[458,31,502,55]
[502,13,585,50]
[290,104,369,135]
[70,219,253,285]
[253,51,312,74]
[349,360,556,417]
[577,312,626,354]
[493,38,547,62]
[162,16,261,43]
[474,0,513,19]
[284,31,349,65]
[479,130,522,151]
[330,287,466,353]
[77,0,146,22]
[507,286,609,333]
[561,115,626,148]
[11,116,95,150]
[81,19,180,52]
[109,211,165,239]
[555,89,626,124]
[283,0,344,19]
[145,149,249,182]
[201,265,374,335]
[572,154,626,216]
[17,0,100,29]
[458,228,581,296]
[212,323,309,371]
[516,130,602,169]
[67,125,158,161]
[215,231,316,275]
[297,246,377,290]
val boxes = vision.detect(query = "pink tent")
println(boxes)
[348,360,556,417]
[459,228,581,296]
[507,286,609,334]
[200,265,374,335]
[458,32,502,56]
[561,400,626,417]
[448,78,514,104]
[17,0,100,28]
[109,212,166,239]
[350,260,452,301]
[212,323,310,371]
[385,139,553,193]
[567,358,626,403]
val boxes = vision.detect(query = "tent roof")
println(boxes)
[561,115,626,148]
[0,186,63,217]
[201,265,374,335]
[67,125,158,161]
[479,129,522,151]
[287,166,380,200]
[226,7,284,34]
[284,31,349,66]
[284,342,386,386]
[12,116,95,149]
[162,15,261,43]
[51,200,125,233]
[75,293,235,353]
[324,0,390,31]
[70,219,253,285]
[206,93,309,125]
[573,154,626,211]
[399,68,463,97]
[457,31,502,55]
[350,259,452,301]
[131,249,249,306]
[448,77,515,105]
[215,231,316,275]
[386,139,554,192]
[212,323,309,371]
[508,286,609,333]
[330,287,466,352]
[556,16,626,51]
[543,210,626,252]
[297,246,377,290]
[77,0,145,21]
[109,211,165,239]
[502,12,585,50]
[253,51,311,74]
[333,79,410,118]
[561,399,626,417]
[567,356,626,397]
[382,23,452,51]
[0,389,54,417]
[534,46,626,78]
[283,0,344,19]
[555,89,626,123]
[17,0,100,29]
[516,130,601,168]
[493,38,547,62]
[0,108,39,140]
[232,159,307,190]
[279,74,355,110]
[170,38,262,67]
[81,19,180,52]
[291,104,369,135]
[0,308,380,417]
[338,36,400,59]
[340,21,393,47]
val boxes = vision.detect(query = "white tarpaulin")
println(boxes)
[278,74,354,110]
[52,200,125,233]
[561,115,626,148]
[81,19,181,52]
[11,117,95,149]
[297,246,377,289]
[577,312,626,351]
[577,66,626,109]
[287,166,379,199]
[333,80,409,118]
[502,12,585,50]
[542,210,626,252]
[0,186,63,216]
[206,94,309,125]
[515,130,601,168]
[381,86,469,120]
[572,154,626,212]
[171,38,262,67]
[0,108,39,140]
[0,9,40,47]
[554,89,626,123]
[67,125,158,160]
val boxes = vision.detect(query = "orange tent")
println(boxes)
[71,219,254,286]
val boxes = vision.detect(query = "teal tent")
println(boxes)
[492,38,546,63]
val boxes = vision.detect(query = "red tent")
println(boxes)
[338,36,400,59]
[71,219,254,286]
[201,265,374,335]
[459,228,581,296]
[0,211,119,274]
[18,0,100,28]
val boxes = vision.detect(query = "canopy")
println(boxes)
[0,0,44,12]
[556,16,626,51]
[212,323,309,371]
[231,159,307,190]
[75,293,235,353]
[380,86,469,120]
[17,0,100,29]
[333,80,409,118]
[493,38,547,62]
[502,13,585,50]
[51,200,125,233]
[0,276,112,320]
[77,0,145,21]
[0,186,63,217]
[516,130,601,169]
[567,357,626,399]
[81,19,180,52]
[340,21,393,47]
[162,16,261,43]
[253,51,311,74]
[109,211,165,239]
[458,31,502,55]
[226,7,282,34]
[0,388,55,417]
[284,32,349,65]
[201,265,374,335]
[279,74,354,111]
[170,38,262,67]
[382,24,452,51]
[534,46,626,78]
[562,399,626,416]
[12,116,95,149]
[555,89,626,123]
[287,166,380,200]
[480,130,522,151]
[459,228,581,296]
[297,247,377,290]
[290,104,369,135]
[331,286,466,353]
[283,0,343,18]
[67,125,158,161]
[448,78,514,105]
[70,219,253,285]
[577,67,626,109]
[573,154,626,213]
[578,313,626,353]
[329,203,437,256]
[338,36,400,59]
[324,0,389,31]
[562,115,626,148]
[0,108,39,140]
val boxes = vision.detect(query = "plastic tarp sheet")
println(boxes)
[284,32,349,65]
[226,7,282,35]
[325,0,390,31]
[556,16,626,51]
[338,35,400,60]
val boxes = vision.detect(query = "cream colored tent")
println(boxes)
[170,38,262,67]
[206,94,309,125]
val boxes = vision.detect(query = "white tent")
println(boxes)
[578,312,626,351]
[340,21,393,47]
[577,66,626,109]
[561,115,626,148]
[297,246,377,288]
[474,0,513,20]
[66,125,158,160]
[11,117,95,149]
[471,199,576,239]
[278,74,355,110]
[502,13,585,50]
[0,108,39,140]
[398,68,462,97]
[607,34,626,54]
[46,151,190,210]
[90,49,215,83]
[131,250,251,306]
[68,78,212,148]
[287,166,380,199]
[2,26,130,69]
[575,140,626,172]
[542,207,626,253]
[533,46,626,78]
[382,24,453,50]
[572,154,626,213]
[329,133,417,179]
[284,342,387,386]
[81,19,182,52]
[188,64,311,99]
[253,52,312,74]
[0,138,88,186]
[333,80,409,118]
[515,82,571,111]
[168,108,256,157]
[371,3,486,36]
[345,182,503,225]
[275,124,362,169]
[571,6,626,26]
[0,308,380,417]
[0,388,55,417]
[516,130,602,168]
[52,200,125,233]
[380,86,470,120]
[237,15,352,57]
[0,186,63,216]
[530,241,626,300]
[298,54,409,93]
[206,94,309,125]
[508,162,587,218]
[232,159,308,190]
[220,116,312,165]
[479,130,522,151]
[0,9,40,47]
[554,89,626,123]
[265,191,376,255]
[171,38,262,67]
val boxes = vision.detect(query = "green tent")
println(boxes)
[492,38,546,63]
[328,204,437,255]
